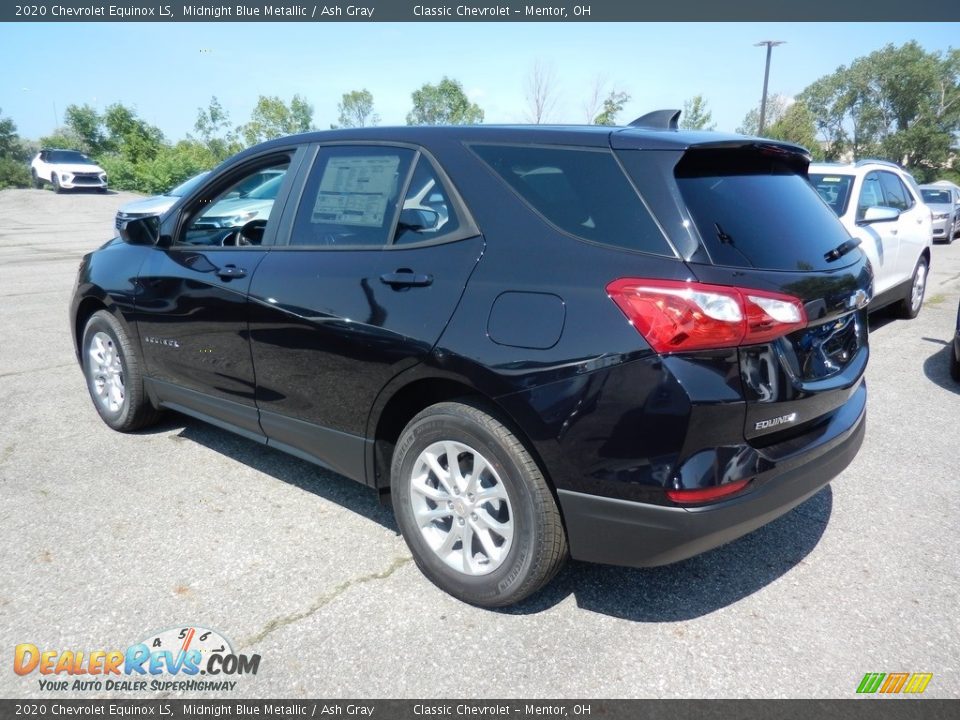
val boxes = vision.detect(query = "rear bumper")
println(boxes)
[558,384,866,567]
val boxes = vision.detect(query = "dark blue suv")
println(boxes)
[71,113,871,606]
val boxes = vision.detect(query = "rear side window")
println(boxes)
[671,149,854,271]
[470,144,672,256]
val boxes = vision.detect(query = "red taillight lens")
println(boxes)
[606,278,807,353]
[666,479,751,505]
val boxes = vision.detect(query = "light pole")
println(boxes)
[755,40,785,135]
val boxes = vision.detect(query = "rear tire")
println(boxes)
[951,341,960,382]
[391,400,567,607]
[81,310,161,432]
[52,173,62,194]
[31,169,42,189]
[898,256,928,320]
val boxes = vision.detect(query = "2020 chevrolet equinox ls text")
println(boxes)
[71,112,872,607]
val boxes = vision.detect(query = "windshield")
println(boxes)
[48,150,95,165]
[921,188,952,204]
[169,171,210,197]
[808,173,854,217]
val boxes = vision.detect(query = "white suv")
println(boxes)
[30,149,108,193]
[809,160,932,319]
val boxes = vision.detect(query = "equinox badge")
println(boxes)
[755,412,797,430]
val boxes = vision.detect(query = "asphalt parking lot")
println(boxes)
[0,187,957,699]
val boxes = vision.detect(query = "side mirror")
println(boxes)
[397,208,440,232]
[859,206,900,224]
[119,215,160,245]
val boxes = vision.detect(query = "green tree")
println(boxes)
[239,94,314,145]
[38,128,85,152]
[194,96,242,161]
[736,94,789,136]
[593,90,630,126]
[765,101,821,157]
[680,94,716,130]
[407,77,484,125]
[0,108,23,159]
[103,103,164,164]
[335,89,379,128]
[798,42,960,177]
[64,104,106,153]
[0,108,31,188]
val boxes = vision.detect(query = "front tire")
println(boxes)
[81,310,161,432]
[391,400,567,607]
[951,341,960,382]
[52,173,62,193]
[898,256,928,320]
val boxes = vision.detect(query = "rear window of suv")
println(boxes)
[670,148,855,271]
[470,144,673,257]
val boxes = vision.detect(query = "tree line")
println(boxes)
[0,41,957,193]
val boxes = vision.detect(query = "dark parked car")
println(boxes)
[952,299,960,381]
[71,114,872,606]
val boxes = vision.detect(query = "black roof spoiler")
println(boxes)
[628,109,681,130]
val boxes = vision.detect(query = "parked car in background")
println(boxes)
[30,149,108,193]
[919,184,959,243]
[72,117,871,606]
[809,160,932,319]
[115,171,210,230]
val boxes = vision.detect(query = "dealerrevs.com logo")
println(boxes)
[14,626,260,692]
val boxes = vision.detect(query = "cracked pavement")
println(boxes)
[0,188,957,698]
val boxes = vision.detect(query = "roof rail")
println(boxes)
[628,109,681,130]
[854,158,902,170]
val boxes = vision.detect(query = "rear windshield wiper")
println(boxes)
[824,237,861,262]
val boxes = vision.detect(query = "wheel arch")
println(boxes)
[73,294,137,364]
[366,375,556,504]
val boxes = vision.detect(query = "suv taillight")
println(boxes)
[606,278,807,353]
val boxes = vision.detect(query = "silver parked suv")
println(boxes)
[920,183,960,244]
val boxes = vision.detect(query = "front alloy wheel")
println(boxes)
[87,331,125,414]
[81,310,160,431]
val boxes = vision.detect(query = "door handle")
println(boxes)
[380,270,433,288]
[217,264,247,280]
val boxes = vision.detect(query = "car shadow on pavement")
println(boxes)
[921,339,959,396]
[151,415,400,533]
[504,485,833,621]
[150,413,832,622]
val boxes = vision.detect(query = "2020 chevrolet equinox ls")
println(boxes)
[71,112,871,607]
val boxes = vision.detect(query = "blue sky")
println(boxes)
[1,22,957,141]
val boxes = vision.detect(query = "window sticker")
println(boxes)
[311,155,401,227]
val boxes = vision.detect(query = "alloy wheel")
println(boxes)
[408,440,514,576]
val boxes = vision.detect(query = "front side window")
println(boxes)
[177,159,290,247]
[878,171,912,211]
[290,146,415,247]
[857,172,884,221]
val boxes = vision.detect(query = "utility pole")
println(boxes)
[755,40,785,135]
